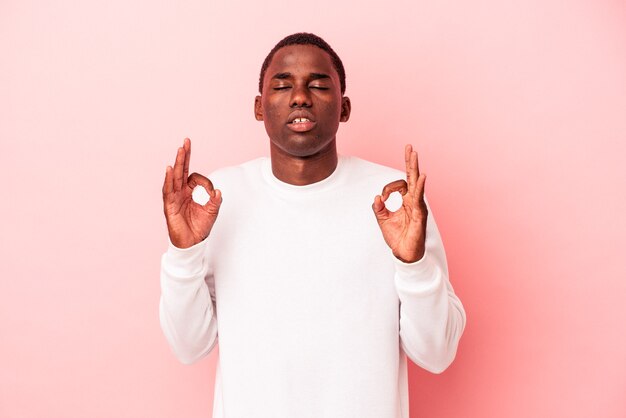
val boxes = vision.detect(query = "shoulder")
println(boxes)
[342,155,405,184]
[337,156,406,198]
[207,157,266,187]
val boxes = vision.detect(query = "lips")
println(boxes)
[286,110,316,133]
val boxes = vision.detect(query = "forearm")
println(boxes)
[395,219,466,374]
[159,239,218,364]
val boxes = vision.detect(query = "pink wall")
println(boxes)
[1,1,624,417]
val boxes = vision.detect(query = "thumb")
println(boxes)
[204,188,223,211]
[372,195,390,221]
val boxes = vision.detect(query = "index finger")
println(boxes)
[381,179,408,201]
[188,172,216,197]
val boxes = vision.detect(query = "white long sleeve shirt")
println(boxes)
[160,155,466,418]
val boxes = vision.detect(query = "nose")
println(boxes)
[290,83,312,108]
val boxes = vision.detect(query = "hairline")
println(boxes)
[258,33,346,95]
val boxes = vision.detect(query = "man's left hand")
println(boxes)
[372,144,428,263]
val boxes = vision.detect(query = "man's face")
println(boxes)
[255,44,351,158]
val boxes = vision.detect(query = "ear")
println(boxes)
[340,96,351,122]
[254,95,264,121]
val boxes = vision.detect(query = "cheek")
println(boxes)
[325,96,342,116]
[322,102,342,125]
[263,100,281,118]
[262,104,282,128]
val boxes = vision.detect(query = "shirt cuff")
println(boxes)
[393,250,443,295]
[162,238,209,277]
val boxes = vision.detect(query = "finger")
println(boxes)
[182,138,191,186]
[405,143,412,166]
[409,150,421,196]
[372,195,390,221]
[162,165,174,196]
[414,173,427,206]
[415,174,426,203]
[173,147,185,192]
[405,144,414,191]
[381,179,408,201]
[188,172,215,196]
[413,150,421,181]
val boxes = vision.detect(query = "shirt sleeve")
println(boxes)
[393,204,466,374]
[159,238,218,364]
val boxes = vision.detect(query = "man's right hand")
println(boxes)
[162,138,222,249]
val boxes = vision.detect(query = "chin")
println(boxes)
[274,136,335,158]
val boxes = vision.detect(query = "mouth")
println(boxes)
[287,112,316,133]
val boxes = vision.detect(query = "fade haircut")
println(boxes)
[258,32,346,95]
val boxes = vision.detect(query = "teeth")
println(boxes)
[292,118,310,124]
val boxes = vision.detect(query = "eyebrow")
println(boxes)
[270,72,331,81]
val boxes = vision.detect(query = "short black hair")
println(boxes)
[258,32,346,95]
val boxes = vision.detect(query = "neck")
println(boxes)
[270,140,339,186]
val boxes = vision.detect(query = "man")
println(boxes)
[160,33,465,418]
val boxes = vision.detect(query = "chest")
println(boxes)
[207,187,400,336]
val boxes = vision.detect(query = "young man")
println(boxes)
[160,33,466,418]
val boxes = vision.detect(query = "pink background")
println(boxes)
[1,1,625,417]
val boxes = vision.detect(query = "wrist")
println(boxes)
[168,230,208,249]
[392,248,425,264]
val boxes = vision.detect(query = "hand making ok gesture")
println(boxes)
[372,145,428,263]
[162,138,222,249]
